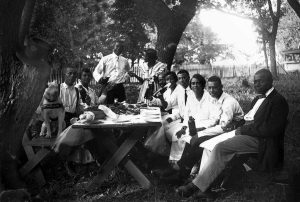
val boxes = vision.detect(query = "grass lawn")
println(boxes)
[32,75,300,201]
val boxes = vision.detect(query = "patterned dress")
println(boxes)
[137,61,167,104]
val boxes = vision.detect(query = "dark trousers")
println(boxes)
[177,135,218,170]
[106,83,126,104]
[65,112,77,127]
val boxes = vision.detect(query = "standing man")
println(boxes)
[176,69,289,198]
[93,41,130,104]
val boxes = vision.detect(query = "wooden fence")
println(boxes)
[48,66,145,84]
[49,63,287,84]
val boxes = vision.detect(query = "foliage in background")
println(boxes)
[31,0,110,69]
[108,0,151,67]
[176,11,233,65]
[225,0,285,78]
[277,4,300,51]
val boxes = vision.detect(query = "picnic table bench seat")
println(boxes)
[19,129,56,187]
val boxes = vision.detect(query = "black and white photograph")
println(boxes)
[1,0,300,201]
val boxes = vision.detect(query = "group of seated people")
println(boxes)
[140,69,288,199]
[36,41,289,199]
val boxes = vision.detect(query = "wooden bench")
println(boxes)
[19,129,56,187]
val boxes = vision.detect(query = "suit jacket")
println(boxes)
[240,89,289,171]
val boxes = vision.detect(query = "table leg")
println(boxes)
[88,127,151,190]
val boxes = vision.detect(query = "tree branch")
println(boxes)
[173,0,198,25]
[267,0,276,20]
[276,0,281,18]
[287,0,300,19]
[133,0,173,27]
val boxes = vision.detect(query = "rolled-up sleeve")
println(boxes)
[93,59,104,82]
[197,102,221,129]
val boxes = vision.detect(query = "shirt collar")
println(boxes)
[184,86,191,91]
[265,87,274,97]
[216,92,226,104]
[112,52,120,58]
[62,82,75,89]
[77,80,89,92]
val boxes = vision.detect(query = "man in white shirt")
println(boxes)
[168,76,244,182]
[163,70,191,160]
[93,41,130,104]
[176,69,289,199]
[144,71,190,157]
[60,67,86,126]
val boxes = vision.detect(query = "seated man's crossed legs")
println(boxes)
[160,125,224,182]
[176,134,259,198]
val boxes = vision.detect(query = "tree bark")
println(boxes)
[19,0,37,45]
[287,0,300,19]
[262,37,269,69]
[0,0,51,189]
[269,37,278,78]
[156,20,186,69]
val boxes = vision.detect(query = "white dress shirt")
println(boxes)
[150,84,180,114]
[93,52,130,84]
[183,90,220,129]
[168,85,191,121]
[75,81,99,106]
[244,87,274,121]
[60,82,86,113]
[197,92,244,137]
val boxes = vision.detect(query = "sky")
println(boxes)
[198,9,260,63]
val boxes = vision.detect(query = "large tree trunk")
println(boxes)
[287,0,300,19]
[0,0,51,189]
[0,0,26,190]
[133,0,198,71]
[269,37,278,78]
[156,18,188,70]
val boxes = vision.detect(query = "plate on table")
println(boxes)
[114,115,135,123]
[143,116,161,123]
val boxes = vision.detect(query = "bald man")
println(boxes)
[176,69,289,198]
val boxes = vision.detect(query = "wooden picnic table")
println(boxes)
[72,107,162,191]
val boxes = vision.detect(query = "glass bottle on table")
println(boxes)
[188,116,197,136]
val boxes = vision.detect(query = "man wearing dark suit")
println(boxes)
[176,69,289,198]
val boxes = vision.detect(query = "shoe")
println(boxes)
[175,182,199,197]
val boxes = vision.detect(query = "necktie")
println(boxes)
[184,89,187,105]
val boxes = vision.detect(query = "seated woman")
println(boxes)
[128,48,167,104]
[75,68,100,107]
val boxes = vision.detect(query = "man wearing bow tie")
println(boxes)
[176,69,289,198]
[93,41,130,104]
